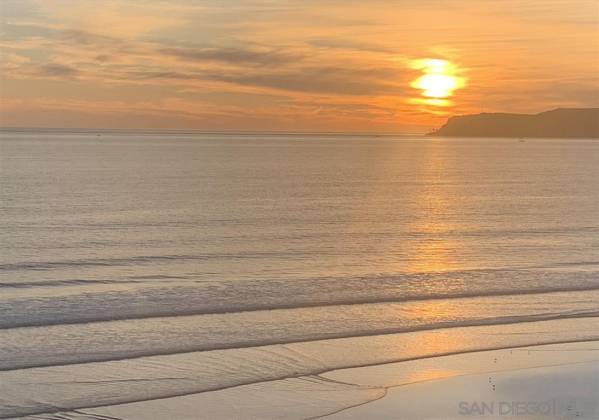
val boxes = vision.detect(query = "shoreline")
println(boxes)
[316,360,597,420]
[323,343,599,419]
[2,317,598,416]
[11,340,597,420]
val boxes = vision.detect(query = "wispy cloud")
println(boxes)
[159,46,300,66]
[36,63,79,77]
[1,0,597,131]
[202,66,405,95]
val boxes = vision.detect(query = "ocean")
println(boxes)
[1,130,598,418]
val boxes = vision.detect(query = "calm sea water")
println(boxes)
[1,131,598,417]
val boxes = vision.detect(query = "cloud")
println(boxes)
[307,38,393,53]
[37,63,79,77]
[2,0,596,131]
[111,64,406,96]
[159,46,300,66]
[59,29,119,46]
[117,70,197,81]
[204,67,403,95]
[0,0,41,19]
[37,0,181,38]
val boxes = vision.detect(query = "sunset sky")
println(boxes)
[1,0,597,132]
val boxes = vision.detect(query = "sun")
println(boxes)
[409,58,466,106]
[414,74,459,98]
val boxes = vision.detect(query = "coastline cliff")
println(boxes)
[429,108,599,138]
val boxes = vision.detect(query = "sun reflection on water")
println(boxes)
[404,141,462,274]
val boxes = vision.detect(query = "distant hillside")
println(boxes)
[429,108,599,138]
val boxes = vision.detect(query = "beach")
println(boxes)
[325,342,599,420]
[2,0,599,417]
[5,340,597,419]
[1,131,598,419]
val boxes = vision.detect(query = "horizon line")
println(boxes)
[0,126,428,136]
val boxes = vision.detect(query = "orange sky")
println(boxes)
[0,0,597,132]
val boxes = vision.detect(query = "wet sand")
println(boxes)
[324,341,599,419]
[25,341,597,420]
